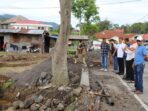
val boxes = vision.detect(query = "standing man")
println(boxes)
[134,36,148,94]
[100,38,110,71]
[116,38,126,75]
[110,39,118,72]
[74,40,87,65]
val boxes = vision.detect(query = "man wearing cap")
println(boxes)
[134,36,148,94]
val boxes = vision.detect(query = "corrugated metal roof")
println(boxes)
[27,30,44,35]
[0,29,20,33]
[0,29,44,35]
[49,35,59,39]
[69,35,88,40]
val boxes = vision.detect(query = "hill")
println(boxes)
[43,22,59,30]
[0,14,16,21]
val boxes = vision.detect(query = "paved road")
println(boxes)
[126,62,148,105]
[140,61,148,105]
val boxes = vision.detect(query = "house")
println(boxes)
[95,29,136,42]
[0,29,55,53]
[0,16,52,32]
[143,34,148,42]
[0,15,27,29]
[10,20,52,31]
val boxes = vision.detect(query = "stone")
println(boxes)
[24,98,34,108]
[19,101,25,109]
[57,103,64,111]
[46,108,52,111]
[52,99,60,106]
[39,84,53,90]
[34,95,44,103]
[39,79,43,85]
[40,72,48,79]
[58,86,72,92]
[13,101,20,109]
[45,99,51,107]
[39,105,47,111]
[73,87,82,96]
[13,101,24,109]
[30,103,40,111]
[25,83,30,88]
[6,107,14,111]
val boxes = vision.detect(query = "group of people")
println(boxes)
[100,36,148,94]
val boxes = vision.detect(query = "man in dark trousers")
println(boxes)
[134,36,148,94]
[116,38,126,75]
[100,38,110,72]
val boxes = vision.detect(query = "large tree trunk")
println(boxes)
[52,0,72,86]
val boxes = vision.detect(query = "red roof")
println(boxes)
[16,20,43,24]
[124,34,136,38]
[143,34,148,40]
[95,29,136,39]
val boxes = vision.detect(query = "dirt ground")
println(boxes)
[0,52,49,75]
[0,52,83,110]
[89,67,144,111]
[0,51,145,111]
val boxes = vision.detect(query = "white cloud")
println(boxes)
[0,0,148,27]
[97,0,148,25]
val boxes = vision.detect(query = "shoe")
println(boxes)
[118,73,123,75]
[116,72,120,74]
[132,89,137,92]
[127,81,135,83]
[104,69,108,72]
[135,90,143,94]
[100,68,104,71]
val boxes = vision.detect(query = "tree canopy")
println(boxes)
[72,0,99,36]
[72,0,99,24]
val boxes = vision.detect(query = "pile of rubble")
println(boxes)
[6,86,82,111]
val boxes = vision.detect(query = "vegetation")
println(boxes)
[121,22,148,34]
[72,0,99,36]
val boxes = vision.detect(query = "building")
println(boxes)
[0,16,52,31]
[95,29,136,42]
[0,29,55,53]
[0,15,27,29]
[10,20,52,31]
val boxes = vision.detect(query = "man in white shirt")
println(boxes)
[124,38,134,81]
[116,38,126,75]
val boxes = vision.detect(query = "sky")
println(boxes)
[0,0,148,27]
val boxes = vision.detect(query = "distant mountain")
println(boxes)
[43,22,59,30]
[3,15,28,24]
[0,14,16,21]
[0,14,59,29]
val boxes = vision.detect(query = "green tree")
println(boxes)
[121,24,131,33]
[97,20,111,32]
[130,23,143,34]
[72,0,99,30]
[81,23,99,36]
[83,0,99,24]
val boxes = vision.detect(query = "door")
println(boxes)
[44,35,50,53]
[0,36,4,51]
